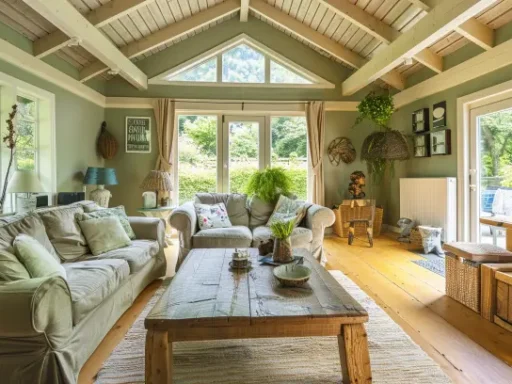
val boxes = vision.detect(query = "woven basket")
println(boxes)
[97,122,118,160]
[333,204,383,238]
[445,252,481,313]
[407,228,423,250]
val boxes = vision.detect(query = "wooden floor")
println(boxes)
[78,234,512,384]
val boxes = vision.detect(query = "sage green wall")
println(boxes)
[104,109,157,216]
[105,16,371,101]
[0,59,105,192]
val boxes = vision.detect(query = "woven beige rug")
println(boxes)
[95,270,451,384]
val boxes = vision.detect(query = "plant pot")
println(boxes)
[273,237,293,263]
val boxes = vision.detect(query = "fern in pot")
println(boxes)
[245,167,293,203]
[270,219,295,263]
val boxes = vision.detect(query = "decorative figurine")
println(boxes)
[348,171,366,199]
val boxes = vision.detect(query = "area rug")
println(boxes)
[411,252,446,277]
[95,271,451,384]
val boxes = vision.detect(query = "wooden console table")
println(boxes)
[479,216,512,251]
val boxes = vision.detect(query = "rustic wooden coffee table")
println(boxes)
[145,248,371,384]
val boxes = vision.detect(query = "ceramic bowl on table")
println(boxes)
[273,264,311,287]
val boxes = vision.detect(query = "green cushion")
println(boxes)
[13,234,66,279]
[0,249,30,282]
[77,215,131,256]
[79,206,136,239]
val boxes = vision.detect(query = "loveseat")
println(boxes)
[170,193,335,269]
[0,201,167,384]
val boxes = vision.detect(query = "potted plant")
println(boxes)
[355,92,410,183]
[245,167,293,203]
[269,219,295,263]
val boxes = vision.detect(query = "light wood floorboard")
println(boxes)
[78,234,512,384]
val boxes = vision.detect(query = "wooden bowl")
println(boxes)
[273,264,311,287]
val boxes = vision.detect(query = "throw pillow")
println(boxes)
[13,234,66,279]
[0,249,30,282]
[418,225,445,256]
[195,203,232,230]
[77,215,131,256]
[267,195,307,227]
[78,206,136,239]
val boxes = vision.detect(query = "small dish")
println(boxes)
[273,264,311,287]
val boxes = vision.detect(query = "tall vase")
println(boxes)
[273,237,293,263]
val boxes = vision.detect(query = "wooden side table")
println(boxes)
[137,206,176,245]
[479,216,512,251]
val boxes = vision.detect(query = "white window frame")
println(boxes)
[150,34,334,89]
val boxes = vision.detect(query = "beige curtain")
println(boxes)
[306,101,325,206]
[153,99,177,198]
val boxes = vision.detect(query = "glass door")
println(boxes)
[222,116,267,193]
[469,100,512,247]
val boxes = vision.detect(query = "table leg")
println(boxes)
[146,329,172,384]
[338,324,372,384]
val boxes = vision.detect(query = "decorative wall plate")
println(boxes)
[327,137,356,165]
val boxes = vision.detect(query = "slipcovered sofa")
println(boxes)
[170,193,335,269]
[0,201,167,384]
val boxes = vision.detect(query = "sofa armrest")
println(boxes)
[128,217,165,246]
[0,276,72,348]
[303,204,335,262]
[170,201,197,269]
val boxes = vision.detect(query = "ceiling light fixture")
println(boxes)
[404,57,413,66]
[107,68,120,76]
[68,37,82,47]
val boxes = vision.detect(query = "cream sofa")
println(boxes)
[170,193,335,269]
[0,201,166,384]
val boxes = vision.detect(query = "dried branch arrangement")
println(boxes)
[0,104,18,210]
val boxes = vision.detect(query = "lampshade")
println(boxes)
[83,167,118,186]
[7,170,45,193]
[140,170,173,191]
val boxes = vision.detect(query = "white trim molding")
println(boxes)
[149,34,335,89]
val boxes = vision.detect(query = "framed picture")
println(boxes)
[412,108,429,133]
[413,134,430,158]
[432,101,446,129]
[126,116,151,153]
[431,129,451,155]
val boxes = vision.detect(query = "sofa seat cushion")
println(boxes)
[192,226,252,248]
[251,226,313,248]
[63,259,129,325]
[82,240,159,274]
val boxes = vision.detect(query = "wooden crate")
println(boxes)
[333,203,383,238]
[481,263,512,321]
[495,271,512,332]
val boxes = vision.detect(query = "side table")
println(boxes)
[137,206,176,246]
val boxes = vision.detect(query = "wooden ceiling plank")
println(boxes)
[342,0,499,95]
[33,0,155,58]
[24,0,148,89]
[79,0,240,81]
[250,0,404,89]
[241,0,250,21]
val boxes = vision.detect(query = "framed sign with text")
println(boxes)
[126,116,151,153]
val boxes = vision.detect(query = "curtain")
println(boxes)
[153,99,177,199]
[306,101,325,206]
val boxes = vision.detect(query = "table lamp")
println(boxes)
[83,167,118,208]
[140,170,173,208]
[7,170,45,213]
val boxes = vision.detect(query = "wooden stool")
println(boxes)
[348,218,373,248]
[444,242,512,313]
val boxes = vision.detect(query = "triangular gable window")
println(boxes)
[151,35,334,89]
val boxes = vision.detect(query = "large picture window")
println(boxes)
[15,95,38,171]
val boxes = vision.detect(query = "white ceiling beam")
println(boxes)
[317,0,442,73]
[250,0,404,91]
[33,0,155,58]
[408,0,495,50]
[79,0,240,82]
[23,0,148,89]
[394,35,512,108]
[240,0,250,22]
[342,0,498,96]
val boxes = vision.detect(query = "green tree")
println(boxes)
[184,117,217,156]
[479,111,512,177]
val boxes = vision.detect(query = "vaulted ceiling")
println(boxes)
[1,0,512,94]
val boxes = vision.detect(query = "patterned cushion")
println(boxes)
[195,193,249,227]
[417,226,444,256]
[13,234,66,279]
[77,215,131,256]
[77,206,136,239]
[267,195,307,227]
[195,203,233,230]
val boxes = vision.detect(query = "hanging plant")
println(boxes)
[355,92,410,183]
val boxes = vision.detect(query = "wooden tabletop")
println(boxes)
[145,248,368,329]
[480,216,512,229]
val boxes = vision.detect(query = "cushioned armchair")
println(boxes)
[170,193,335,270]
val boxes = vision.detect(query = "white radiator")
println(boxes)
[399,178,457,243]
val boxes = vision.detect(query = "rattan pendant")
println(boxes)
[97,121,119,160]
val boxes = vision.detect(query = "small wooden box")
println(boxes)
[444,243,512,313]
[495,271,512,332]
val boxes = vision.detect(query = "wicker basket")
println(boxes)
[333,204,383,238]
[407,228,424,250]
[445,252,481,313]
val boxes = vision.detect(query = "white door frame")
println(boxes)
[457,79,512,241]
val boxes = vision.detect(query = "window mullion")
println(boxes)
[265,56,270,84]
[217,54,222,83]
